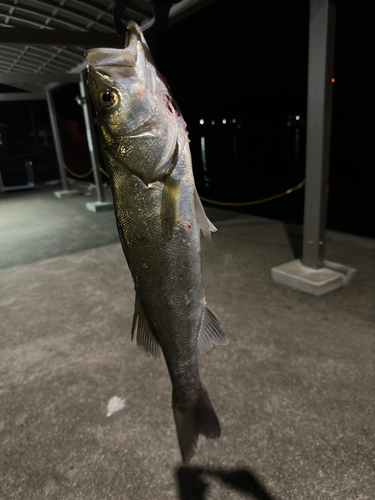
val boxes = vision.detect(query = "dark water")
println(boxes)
[188,116,375,239]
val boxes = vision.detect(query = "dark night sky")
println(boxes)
[151,0,374,129]
[152,0,310,119]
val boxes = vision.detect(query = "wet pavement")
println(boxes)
[1,185,374,499]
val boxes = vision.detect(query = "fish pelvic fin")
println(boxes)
[161,175,181,241]
[194,188,217,242]
[197,305,229,355]
[131,295,162,360]
[173,387,221,466]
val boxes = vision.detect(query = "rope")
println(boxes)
[63,163,109,179]
[199,180,305,207]
[63,162,303,207]
[63,163,92,178]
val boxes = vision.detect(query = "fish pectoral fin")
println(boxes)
[194,188,217,242]
[131,295,162,360]
[197,305,229,355]
[161,175,181,241]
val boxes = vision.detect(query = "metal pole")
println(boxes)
[45,89,70,191]
[302,0,336,269]
[79,71,106,203]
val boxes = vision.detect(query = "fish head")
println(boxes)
[86,22,180,185]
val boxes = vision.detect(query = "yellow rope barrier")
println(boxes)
[63,162,303,207]
[63,163,109,179]
[199,180,305,207]
[63,163,92,178]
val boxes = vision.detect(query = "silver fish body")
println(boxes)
[86,22,228,464]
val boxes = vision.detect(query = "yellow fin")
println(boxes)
[161,176,181,241]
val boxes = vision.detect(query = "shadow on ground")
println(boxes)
[283,223,303,259]
[176,466,275,500]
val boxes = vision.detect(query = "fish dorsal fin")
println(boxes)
[194,188,217,241]
[132,295,162,360]
[197,305,229,355]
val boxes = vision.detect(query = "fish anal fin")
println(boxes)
[131,295,162,360]
[197,305,228,355]
[193,188,217,241]
[161,176,181,241]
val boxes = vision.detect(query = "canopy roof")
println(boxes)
[0,0,214,92]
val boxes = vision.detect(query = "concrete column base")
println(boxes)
[54,190,80,199]
[271,259,356,296]
[86,201,113,212]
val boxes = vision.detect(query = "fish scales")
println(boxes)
[111,142,203,394]
[86,21,228,465]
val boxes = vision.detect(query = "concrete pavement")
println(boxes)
[1,185,374,499]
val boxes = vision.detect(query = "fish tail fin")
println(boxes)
[173,387,221,465]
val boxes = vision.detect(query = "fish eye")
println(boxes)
[99,90,118,110]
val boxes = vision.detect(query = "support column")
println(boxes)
[302,0,335,268]
[79,72,113,212]
[270,0,355,295]
[45,90,79,199]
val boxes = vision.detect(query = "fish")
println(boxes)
[85,21,228,465]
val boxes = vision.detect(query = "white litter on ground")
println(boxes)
[106,396,126,417]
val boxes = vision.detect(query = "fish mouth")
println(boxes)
[124,26,131,50]
[126,131,156,138]
[105,121,162,139]
[123,123,164,139]
[85,22,141,75]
